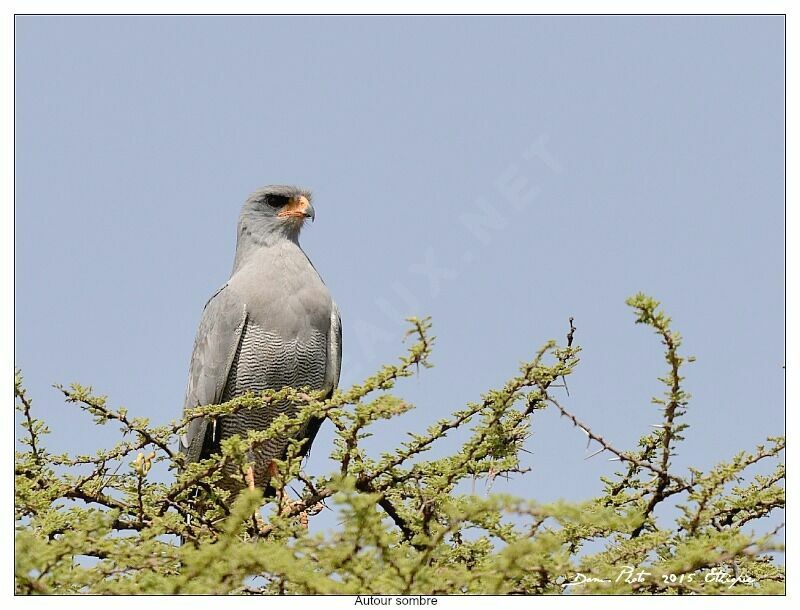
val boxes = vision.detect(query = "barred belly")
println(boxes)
[217,318,327,490]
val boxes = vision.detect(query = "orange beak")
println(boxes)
[277,195,315,221]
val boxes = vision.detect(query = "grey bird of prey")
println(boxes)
[179,185,341,492]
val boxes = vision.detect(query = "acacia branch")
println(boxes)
[547,395,691,493]
[58,385,176,460]
[15,374,44,465]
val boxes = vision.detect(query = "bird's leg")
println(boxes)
[242,460,263,540]
[244,448,257,491]
[266,460,282,504]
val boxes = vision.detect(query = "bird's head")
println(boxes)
[238,185,315,244]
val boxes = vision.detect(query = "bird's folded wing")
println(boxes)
[327,301,343,393]
[295,300,342,457]
[179,284,248,463]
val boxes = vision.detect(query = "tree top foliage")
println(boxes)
[15,294,784,594]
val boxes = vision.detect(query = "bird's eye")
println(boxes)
[265,195,288,208]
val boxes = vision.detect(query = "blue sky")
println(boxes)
[15,16,784,536]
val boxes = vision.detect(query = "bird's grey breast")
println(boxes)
[219,243,332,452]
[221,320,328,402]
[229,242,332,337]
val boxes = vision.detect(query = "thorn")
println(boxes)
[578,426,590,437]
[584,447,605,460]
[608,457,621,462]
[650,424,665,428]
